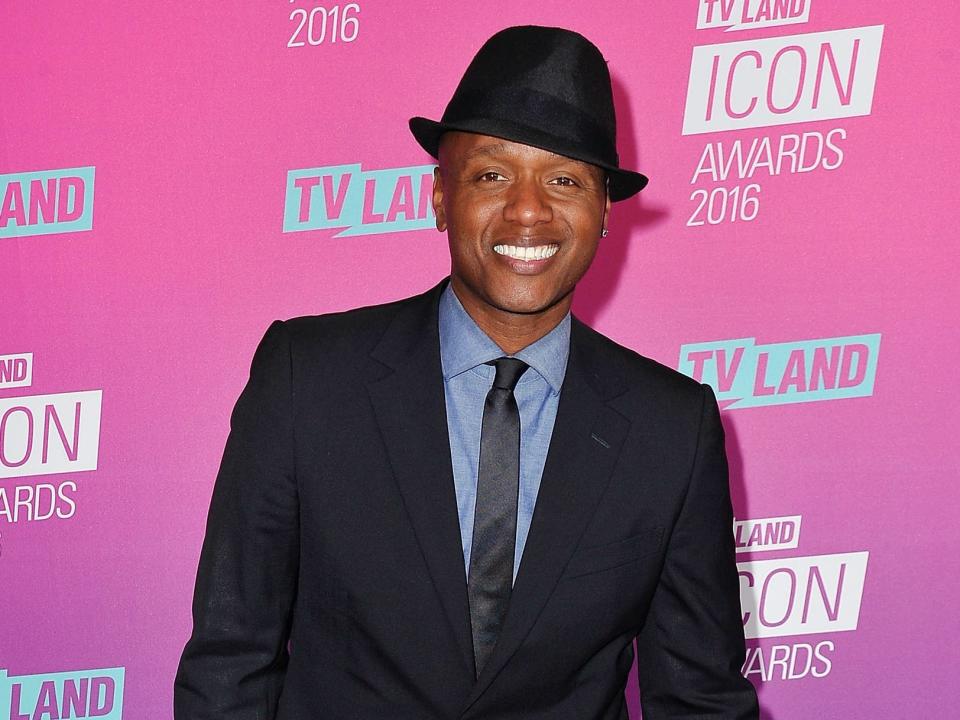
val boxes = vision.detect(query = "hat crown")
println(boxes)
[408,25,649,200]
[441,26,618,166]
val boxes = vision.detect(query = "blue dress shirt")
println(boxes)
[438,284,570,582]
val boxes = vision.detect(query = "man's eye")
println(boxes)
[550,176,578,187]
[479,171,506,182]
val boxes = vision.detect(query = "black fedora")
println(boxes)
[409,25,647,201]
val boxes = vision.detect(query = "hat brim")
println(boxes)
[409,116,648,202]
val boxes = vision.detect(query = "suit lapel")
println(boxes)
[461,318,632,712]
[365,281,476,679]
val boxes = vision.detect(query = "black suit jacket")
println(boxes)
[175,280,758,719]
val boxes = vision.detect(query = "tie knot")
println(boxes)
[490,357,528,392]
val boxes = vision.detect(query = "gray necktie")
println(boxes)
[468,357,528,677]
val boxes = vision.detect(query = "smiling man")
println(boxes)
[175,25,759,720]
[434,131,609,355]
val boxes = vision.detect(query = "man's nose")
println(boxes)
[502,178,553,226]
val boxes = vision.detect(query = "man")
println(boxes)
[175,25,759,719]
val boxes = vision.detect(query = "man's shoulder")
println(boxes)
[284,292,421,337]
[572,318,707,409]
[279,285,437,357]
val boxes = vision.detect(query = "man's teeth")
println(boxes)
[493,244,559,261]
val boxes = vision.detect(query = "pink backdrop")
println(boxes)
[2,2,958,717]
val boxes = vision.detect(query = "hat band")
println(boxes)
[442,86,619,169]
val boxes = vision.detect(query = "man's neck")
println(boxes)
[450,283,571,356]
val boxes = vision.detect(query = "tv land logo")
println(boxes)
[0,355,31,391]
[283,163,436,237]
[734,514,869,682]
[0,667,124,719]
[698,0,811,32]
[683,1,884,226]
[0,167,95,239]
[0,354,101,524]
[678,333,880,409]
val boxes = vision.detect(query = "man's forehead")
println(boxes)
[440,132,604,174]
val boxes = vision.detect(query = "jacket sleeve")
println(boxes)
[636,384,759,719]
[174,320,300,719]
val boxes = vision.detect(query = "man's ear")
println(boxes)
[433,166,447,232]
[602,179,611,231]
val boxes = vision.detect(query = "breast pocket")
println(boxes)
[562,527,664,579]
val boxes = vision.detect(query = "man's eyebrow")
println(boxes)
[462,143,593,169]
[462,143,514,161]
[457,142,604,182]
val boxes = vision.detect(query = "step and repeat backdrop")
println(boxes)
[2,2,957,718]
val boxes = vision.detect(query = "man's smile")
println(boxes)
[492,243,560,261]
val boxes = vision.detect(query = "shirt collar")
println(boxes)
[438,283,570,395]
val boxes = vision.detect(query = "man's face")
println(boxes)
[434,132,610,323]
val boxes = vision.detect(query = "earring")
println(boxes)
[601,228,609,238]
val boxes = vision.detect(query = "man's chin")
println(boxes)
[451,274,576,319]
[485,288,575,318]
